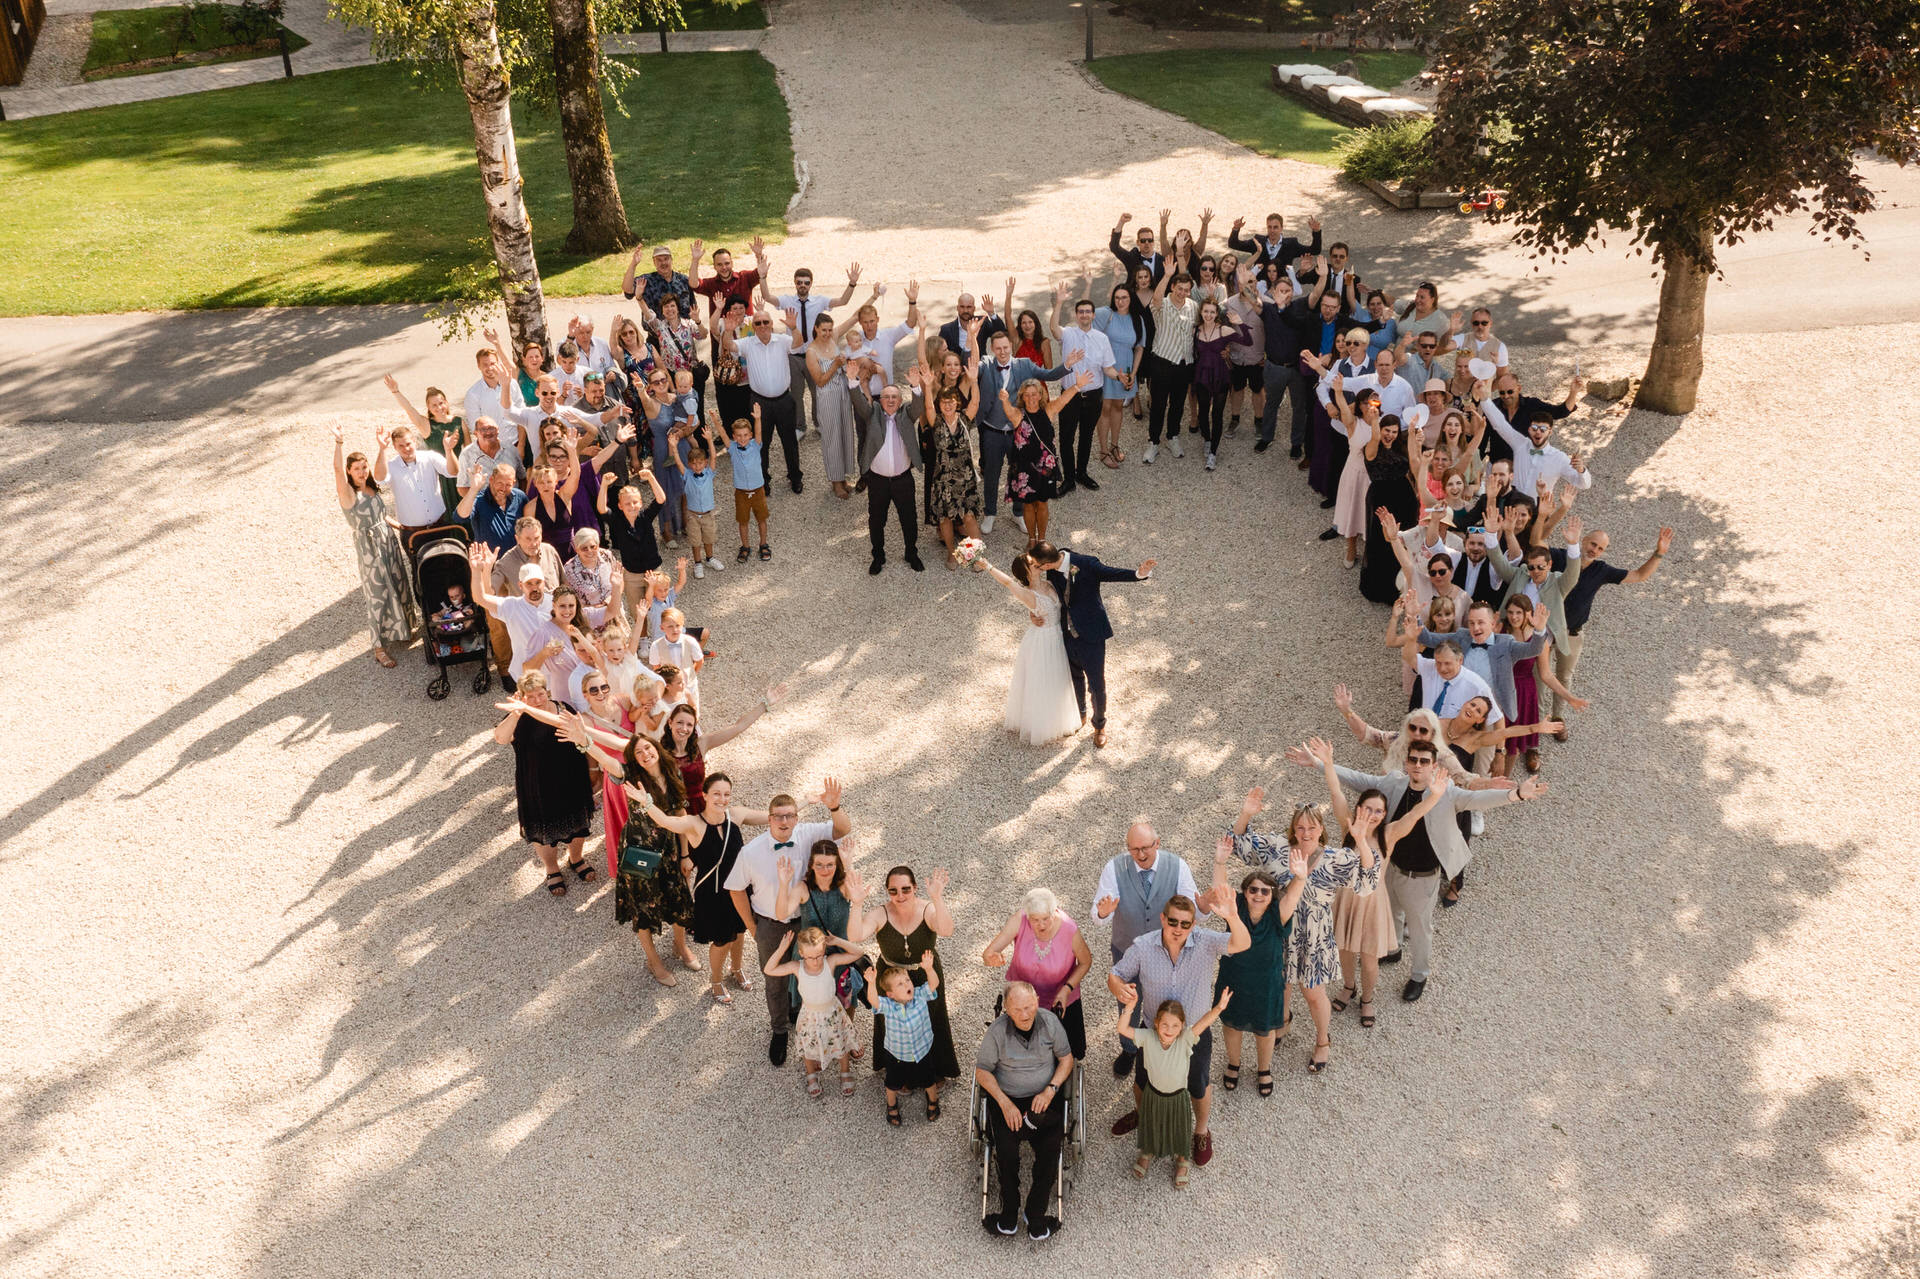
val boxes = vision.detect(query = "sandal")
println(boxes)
[736,545,751,563]
[1221,1064,1240,1092]
[373,648,397,668]
[729,970,754,992]
[758,543,772,561]
[710,984,733,1005]
[840,1070,856,1097]
[925,1094,941,1121]
[886,1101,902,1127]
[805,1071,824,1100]
[1331,984,1356,1013]
[1257,1069,1274,1097]
[1359,1000,1376,1029]
[1131,1153,1152,1180]
[543,871,567,898]
[1172,1156,1191,1188]
[566,858,595,882]
[1308,1036,1331,1074]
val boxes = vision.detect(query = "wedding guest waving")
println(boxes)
[981,887,1094,1061]
[851,865,960,1091]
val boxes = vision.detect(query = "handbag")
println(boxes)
[618,839,663,877]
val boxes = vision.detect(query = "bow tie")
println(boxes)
[1529,447,1545,456]
[774,841,794,850]
[1471,641,1489,648]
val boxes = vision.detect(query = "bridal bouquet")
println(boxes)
[955,537,987,571]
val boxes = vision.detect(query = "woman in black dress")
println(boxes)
[1001,371,1093,550]
[1360,416,1422,604]
[635,770,771,1004]
[492,671,596,900]
[850,865,960,1083]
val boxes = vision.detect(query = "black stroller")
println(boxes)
[410,525,493,700]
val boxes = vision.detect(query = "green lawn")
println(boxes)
[610,0,767,32]
[83,5,307,80]
[0,53,793,315]
[1088,49,1427,167]
[1113,0,1346,32]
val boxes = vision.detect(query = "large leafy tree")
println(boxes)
[1385,0,1920,412]
[335,0,550,351]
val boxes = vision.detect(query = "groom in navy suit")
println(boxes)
[1032,541,1156,748]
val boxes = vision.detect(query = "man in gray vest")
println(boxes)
[1089,820,1198,1077]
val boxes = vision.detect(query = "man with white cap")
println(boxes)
[469,531,561,690]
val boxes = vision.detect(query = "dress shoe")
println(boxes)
[1319,495,1336,509]
[1076,473,1101,491]
[868,556,885,576]
[1296,457,1310,470]
[769,1032,790,1065]
[1191,1131,1214,1166]
[1552,724,1569,742]
[1112,1048,1136,1077]
[1380,949,1402,965]
[791,477,803,494]
[1093,727,1108,748]
[1524,747,1542,773]
[905,554,925,572]
[500,672,518,694]
[1402,978,1426,1002]
[1317,527,1341,541]
[1110,1109,1140,1136]
[1289,446,1302,459]
[1254,439,1272,453]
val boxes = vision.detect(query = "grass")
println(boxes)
[83,5,308,81]
[1112,0,1346,32]
[610,0,767,32]
[1088,49,1427,167]
[0,53,793,316]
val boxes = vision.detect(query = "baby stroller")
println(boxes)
[411,525,493,700]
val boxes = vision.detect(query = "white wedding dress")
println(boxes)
[1005,588,1083,745]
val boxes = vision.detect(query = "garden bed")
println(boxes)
[82,4,306,81]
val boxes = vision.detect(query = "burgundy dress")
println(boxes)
[1508,652,1543,753]
[673,751,707,811]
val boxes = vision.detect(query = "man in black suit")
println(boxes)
[1227,212,1323,271]
[1450,525,1506,606]
[1031,541,1156,749]
[1108,210,1169,289]
[937,292,1007,370]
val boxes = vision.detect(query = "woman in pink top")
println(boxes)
[981,887,1094,1061]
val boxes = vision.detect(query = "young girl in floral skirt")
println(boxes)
[763,927,862,1099]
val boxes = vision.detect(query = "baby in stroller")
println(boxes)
[430,584,483,660]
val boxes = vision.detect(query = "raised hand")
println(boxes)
[1137,558,1157,577]
[1095,894,1120,920]
[983,947,1008,968]
[818,774,844,811]
[765,680,789,706]
[1239,785,1266,823]
[1282,743,1315,768]
[1306,735,1334,765]
[919,949,936,971]
[1518,777,1550,801]
[1307,215,1322,232]
[1287,845,1310,880]
[1215,834,1234,863]
[1565,514,1583,542]
[482,327,500,345]
[776,854,794,883]
[1231,216,1245,233]
[1215,987,1233,1011]
[1656,526,1674,555]
[927,867,949,899]
[1115,981,1138,1007]
[1332,683,1353,712]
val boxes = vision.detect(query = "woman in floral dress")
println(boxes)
[1001,370,1094,550]
[332,426,417,668]
[920,381,984,568]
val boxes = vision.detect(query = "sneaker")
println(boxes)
[1469,810,1486,837]
[1026,1215,1059,1241]
[706,555,725,572]
[1205,451,1216,471]
[1254,439,1272,453]
[1143,443,1159,466]
[983,1213,1017,1237]
[692,562,705,579]
[1170,437,1184,459]
[1228,414,1241,434]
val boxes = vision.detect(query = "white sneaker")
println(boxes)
[980,515,995,534]
[706,555,725,572]
[1143,443,1159,465]
[692,561,705,580]
[1205,451,1217,470]
[1470,810,1485,837]
[1170,437,1185,459]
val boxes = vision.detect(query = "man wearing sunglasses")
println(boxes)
[1106,882,1249,1167]
[1486,370,1588,467]
[1108,210,1169,288]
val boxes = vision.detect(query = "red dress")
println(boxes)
[1016,337,1047,367]
[598,707,636,876]
[1508,652,1543,753]
[673,751,707,812]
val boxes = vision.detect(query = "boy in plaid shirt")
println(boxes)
[867,950,943,1126]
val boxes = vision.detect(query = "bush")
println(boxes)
[1336,117,1434,185]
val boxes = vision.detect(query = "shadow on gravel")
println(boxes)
[214,400,1872,1278]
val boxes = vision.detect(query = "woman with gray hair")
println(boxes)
[982,886,1094,1060]
[561,525,620,624]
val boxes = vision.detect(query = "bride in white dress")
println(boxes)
[982,554,1082,745]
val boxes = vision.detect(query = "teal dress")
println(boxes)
[1214,891,1290,1035]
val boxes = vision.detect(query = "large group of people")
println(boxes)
[329,203,1676,1237]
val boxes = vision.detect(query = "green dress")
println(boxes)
[422,416,466,517]
[342,488,418,648]
[1214,891,1291,1035]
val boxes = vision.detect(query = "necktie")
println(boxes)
[799,298,814,335]
[1435,679,1453,712]
[1137,866,1154,899]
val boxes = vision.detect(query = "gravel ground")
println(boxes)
[2,322,1916,1279]
[17,13,92,88]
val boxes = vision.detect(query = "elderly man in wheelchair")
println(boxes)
[972,981,1076,1241]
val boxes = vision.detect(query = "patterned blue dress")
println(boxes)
[1230,831,1380,989]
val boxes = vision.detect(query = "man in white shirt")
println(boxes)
[739,306,803,494]
[566,315,616,376]
[1318,344,1416,420]
[1051,286,1121,493]
[1480,383,1593,498]
[848,379,925,575]
[1406,642,1504,725]
[1464,308,1510,375]
[457,417,525,495]
[839,281,921,397]
[373,424,455,549]
[765,262,858,432]
[468,545,563,687]
[464,330,524,430]
[724,779,852,1066]
[503,375,564,460]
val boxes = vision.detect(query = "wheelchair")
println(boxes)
[967,997,1087,1224]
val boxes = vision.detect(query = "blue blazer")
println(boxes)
[1048,551,1142,647]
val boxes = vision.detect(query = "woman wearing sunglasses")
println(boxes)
[1211,841,1309,1097]
[850,865,960,1105]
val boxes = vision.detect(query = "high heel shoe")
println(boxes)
[1307,1035,1331,1074]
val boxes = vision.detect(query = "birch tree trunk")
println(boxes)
[451,0,550,353]
[547,0,635,254]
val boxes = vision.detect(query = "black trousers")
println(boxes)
[865,469,917,559]
[987,1090,1064,1224]
[1146,356,1194,443]
[1195,379,1229,451]
[753,391,802,489]
[1058,389,1101,481]
[1063,635,1107,728]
